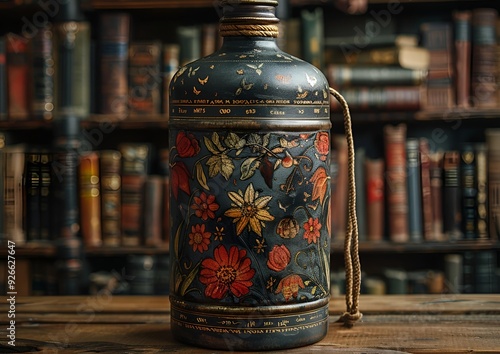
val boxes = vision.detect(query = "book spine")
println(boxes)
[384,124,409,242]
[25,151,41,241]
[330,86,421,111]
[128,41,162,115]
[53,21,91,118]
[355,147,366,241]
[0,134,5,242]
[475,143,488,240]
[39,152,52,241]
[419,138,433,241]
[301,7,324,70]
[444,254,463,294]
[99,150,122,247]
[430,151,444,241]
[79,151,102,248]
[406,138,423,242]
[6,33,31,120]
[474,250,498,293]
[0,36,7,120]
[461,144,477,240]
[443,151,462,240]
[158,148,170,249]
[99,13,130,115]
[4,145,25,244]
[143,175,163,247]
[162,44,179,115]
[453,11,472,108]
[177,25,201,67]
[486,129,500,240]
[201,23,218,57]
[365,158,384,242]
[471,8,498,108]
[31,25,55,120]
[327,65,426,88]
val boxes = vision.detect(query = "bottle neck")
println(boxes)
[219,4,279,38]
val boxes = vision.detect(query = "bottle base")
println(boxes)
[170,296,329,351]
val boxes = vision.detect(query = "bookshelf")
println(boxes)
[0,0,499,296]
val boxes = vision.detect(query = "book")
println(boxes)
[355,147,366,241]
[201,23,218,57]
[0,133,5,241]
[442,151,462,241]
[326,65,427,88]
[158,148,170,248]
[365,158,384,242]
[461,144,477,240]
[486,129,500,240]
[419,138,433,241]
[420,22,454,109]
[3,144,26,244]
[162,44,179,114]
[471,8,498,108]
[330,46,430,70]
[330,86,421,112]
[332,134,348,241]
[128,41,162,116]
[127,255,155,295]
[98,12,130,115]
[143,175,163,247]
[177,25,201,67]
[0,36,6,120]
[301,7,324,70]
[325,33,418,49]
[25,151,42,241]
[53,21,91,118]
[430,151,444,241]
[6,33,31,120]
[444,254,463,294]
[99,150,122,247]
[453,11,472,108]
[384,124,409,243]
[474,250,498,293]
[475,143,488,240]
[79,151,102,248]
[31,24,55,120]
[119,143,150,246]
[39,151,52,241]
[406,138,423,242]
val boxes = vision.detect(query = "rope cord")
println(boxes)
[329,87,362,328]
[219,24,279,37]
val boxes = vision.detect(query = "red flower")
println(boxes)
[191,192,219,220]
[303,217,321,244]
[267,245,291,272]
[275,274,305,301]
[188,224,211,253]
[310,167,329,205]
[171,162,190,200]
[199,245,255,299]
[176,131,200,158]
[314,132,329,161]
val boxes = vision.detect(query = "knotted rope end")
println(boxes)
[338,310,363,328]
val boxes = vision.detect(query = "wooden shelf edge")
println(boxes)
[86,0,216,10]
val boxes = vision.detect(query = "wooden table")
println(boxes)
[1,294,499,353]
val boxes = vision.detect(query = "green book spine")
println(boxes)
[301,7,324,70]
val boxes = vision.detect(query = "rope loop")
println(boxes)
[329,87,362,328]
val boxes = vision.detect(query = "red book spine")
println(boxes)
[365,158,384,242]
[384,124,409,243]
[79,152,102,248]
[453,11,472,108]
[419,138,434,241]
[6,33,31,120]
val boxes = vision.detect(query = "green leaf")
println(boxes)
[180,261,201,296]
[195,162,210,191]
[240,157,260,180]
[204,136,219,154]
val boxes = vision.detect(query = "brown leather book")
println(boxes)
[332,134,348,241]
[79,152,102,248]
[475,143,488,240]
[486,129,500,240]
[365,158,384,242]
[143,175,163,247]
[99,150,121,247]
[128,41,161,115]
[453,11,472,108]
[430,151,444,241]
[419,138,433,241]
[99,12,130,115]
[471,8,498,109]
[6,33,31,120]
[383,124,409,243]
[443,151,462,241]
[4,145,26,244]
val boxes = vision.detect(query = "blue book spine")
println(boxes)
[407,138,423,242]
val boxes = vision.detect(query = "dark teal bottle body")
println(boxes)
[168,1,332,349]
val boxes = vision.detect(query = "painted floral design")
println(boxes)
[310,167,329,205]
[199,245,255,299]
[267,245,291,272]
[171,162,190,200]
[191,192,219,220]
[188,224,211,253]
[314,132,329,161]
[224,183,275,237]
[176,131,201,158]
[276,217,299,239]
[303,217,321,244]
[275,274,305,301]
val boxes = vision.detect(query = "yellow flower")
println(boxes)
[224,183,275,236]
